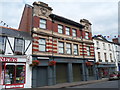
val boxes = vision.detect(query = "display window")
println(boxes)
[2,63,26,85]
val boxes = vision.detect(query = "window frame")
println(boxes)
[58,25,63,34]
[73,44,78,55]
[40,18,47,29]
[58,42,64,54]
[66,43,71,54]
[85,32,89,39]
[65,27,70,35]
[86,46,91,56]
[38,38,46,52]
[14,38,24,54]
[72,29,77,37]
[0,36,6,54]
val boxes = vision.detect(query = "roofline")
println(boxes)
[49,14,84,29]
[0,26,19,31]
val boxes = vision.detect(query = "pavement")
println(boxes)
[39,78,109,88]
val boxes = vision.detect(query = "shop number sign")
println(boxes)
[0,57,17,62]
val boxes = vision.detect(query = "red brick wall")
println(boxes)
[33,16,40,28]
[47,20,52,31]
[19,5,32,32]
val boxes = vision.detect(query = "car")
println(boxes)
[109,71,119,80]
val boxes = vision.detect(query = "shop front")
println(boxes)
[0,56,32,89]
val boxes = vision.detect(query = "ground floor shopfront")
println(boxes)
[32,56,97,88]
[96,63,116,78]
[0,56,32,89]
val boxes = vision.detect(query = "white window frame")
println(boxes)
[58,25,63,34]
[66,43,71,54]
[66,27,70,35]
[73,44,78,55]
[40,18,46,29]
[0,36,6,53]
[39,38,46,52]
[15,38,24,53]
[58,42,64,54]
[72,29,77,37]
[86,46,91,56]
[85,32,89,39]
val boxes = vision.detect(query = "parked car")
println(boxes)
[109,71,119,80]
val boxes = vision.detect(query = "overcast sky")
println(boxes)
[0,0,119,40]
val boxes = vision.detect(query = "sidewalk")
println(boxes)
[39,78,109,88]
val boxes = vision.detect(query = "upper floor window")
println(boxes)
[108,44,111,51]
[72,29,77,37]
[66,27,70,35]
[58,25,63,34]
[98,52,101,61]
[110,53,112,61]
[14,38,24,54]
[66,43,71,54]
[58,42,64,54]
[104,53,107,61]
[103,43,106,50]
[85,32,89,39]
[73,44,78,55]
[39,38,46,52]
[96,41,99,48]
[86,46,91,56]
[0,36,6,54]
[40,19,46,29]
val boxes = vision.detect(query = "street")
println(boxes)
[68,80,120,88]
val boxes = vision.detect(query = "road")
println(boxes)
[68,80,120,88]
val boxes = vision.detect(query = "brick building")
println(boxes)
[19,1,96,87]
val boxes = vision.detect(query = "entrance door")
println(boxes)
[73,63,82,82]
[36,67,48,87]
[56,63,68,83]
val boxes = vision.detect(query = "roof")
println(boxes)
[49,14,84,29]
[93,35,120,45]
[0,26,32,40]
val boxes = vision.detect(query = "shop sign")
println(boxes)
[5,84,24,89]
[0,57,17,62]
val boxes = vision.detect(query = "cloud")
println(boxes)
[0,0,118,40]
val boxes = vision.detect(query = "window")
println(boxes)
[58,42,64,54]
[0,36,6,54]
[15,38,24,54]
[40,19,46,29]
[86,46,91,56]
[72,29,77,37]
[85,32,89,39]
[104,53,107,61]
[66,43,71,54]
[66,27,70,35]
[96,41,99,48]
[39,38,46,52]
[58,25,63,34]
[108,44,111,51]
[98,52,101,60]
[110,53,112,61]
[73,44,78,55]
[103,43,106,50]
[3,63,25,84]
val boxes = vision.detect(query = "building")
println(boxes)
[93,35,117,78]
[0,26,32,89]
[112,38,120,71]
[19,1,96,87]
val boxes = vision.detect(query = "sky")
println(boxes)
[0,0,119,41]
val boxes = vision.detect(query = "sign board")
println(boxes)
[5,84,24,89]
[0,57,17,62]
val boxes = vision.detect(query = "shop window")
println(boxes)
[2,63,25,85]
[14,38,24,55]
[73,44,78,55]
[40,18,46,29]
[66,27,70,35]
[0,36,6,54]
[58,25,63,34]
[66,43,71,54]
[72,29,76,37]
[39,38,46,52]
[58,42,64,54]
